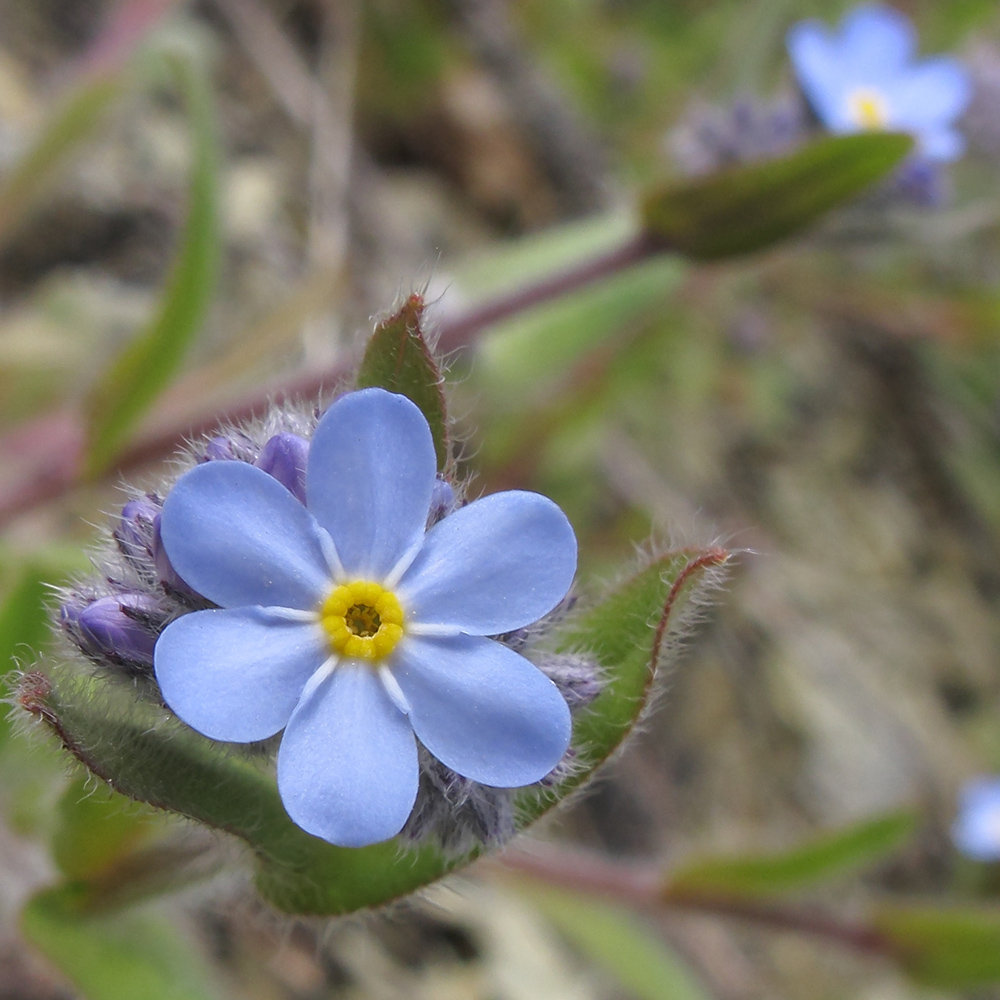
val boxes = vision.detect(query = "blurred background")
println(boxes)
[1,1,1000,998]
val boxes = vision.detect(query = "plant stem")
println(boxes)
[0,232,659,527]
[496,842,895,959]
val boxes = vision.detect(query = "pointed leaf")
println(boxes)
[642,132,913,260]
[84,53,220,475]
[355,294,450,471]
[22,884,223,1000]
[872,902,1000,988]
[522,883,713,1000]
[0,549,89,754]
[667,810,918,899]
[53,779,163,882]
[18,544,727,916]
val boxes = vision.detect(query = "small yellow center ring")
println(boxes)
[320,580,404,661]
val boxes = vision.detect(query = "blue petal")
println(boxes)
[306,389,437,580]
[952,777,1000,861]
[839,4,915,80]
[787,22,847,127]
[155,608,327,742]
[277,663,418,847]
[918,127,965,162]
[393,634,571,787]
[161,461,333,610]
[398,490,576,635]
[886,58,971,128]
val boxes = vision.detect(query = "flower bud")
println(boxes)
[149,513,203,603]
[61,593,165,675]
[114,495,161,567]
[427,477,457,526]
[200,432,252,463]
[254,433,309,503]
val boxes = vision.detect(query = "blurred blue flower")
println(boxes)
[787,4,971,160]
[952,776,1000,861]
[153,388,575,848]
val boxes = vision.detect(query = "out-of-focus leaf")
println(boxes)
[667,810,918,899]
[642,132,913,260]
[0,76,121,241]
[18,544,727,916]
[0,549,88,754]
[479,256,685,407]
[356,294,450,471]
[53,779,162,882]
[523,884,712,1000]
[872,901,1000,988]
[84,54,220,475]
[22,884,223,1000]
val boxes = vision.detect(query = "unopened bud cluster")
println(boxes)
[56,399,603,852]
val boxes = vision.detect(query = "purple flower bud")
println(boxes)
[200,433,253,463]
[254,433,309,504]
[114,495,161,566]
[427,477,457,526]
[149,512,203,603]
[536,653,604,711]
[61,593,165,674]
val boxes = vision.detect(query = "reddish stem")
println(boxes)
[496,842,895,959]
[0,233,659,527]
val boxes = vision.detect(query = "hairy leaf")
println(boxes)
[642,132,913,260]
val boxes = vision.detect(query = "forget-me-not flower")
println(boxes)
[153,388,575,848]
[952,776,1000,862]
[787,4,971,160]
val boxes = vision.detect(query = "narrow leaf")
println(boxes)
[18,545,727,916]
[872,902,1000,988]
[667,810,918,898]
[22,885,223,1000]
[0,77,121,241]
[53,779,162,882]
[84,54,220,475]
[356,294,450,471]
[523,883,712,1000]
[642,132,913,260]
[0,550,88,754]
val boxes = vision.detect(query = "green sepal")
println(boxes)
[871,901,1000,988]
[666,810,918,899]
[356,294,451,472]
[22,884,225,1000]
[19,544,726,916]
[642,132,913,260]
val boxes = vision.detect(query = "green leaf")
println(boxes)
[84,53,220,475]
[356,294,450,471]
[479,255,685,407]
[53,779,162,882]
[642,132,913,260]
[522,884,712,1000]
[666,810,918,899]
[18,545,727,916]
[0,549,89,755]
[22,884,223,1000]
[0,75,122,241]
[872,901,1000,988]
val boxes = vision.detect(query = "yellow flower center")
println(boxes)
[847,88,889,130]
[320,581,404,661]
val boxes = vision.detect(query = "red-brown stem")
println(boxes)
[0,233,660,527]
[496,843,895,959]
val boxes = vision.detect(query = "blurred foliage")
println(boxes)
[0,0,999,998]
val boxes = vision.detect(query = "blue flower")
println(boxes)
[952,776,1000,861]
[787,4,970,160]
[153,388,576,848]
